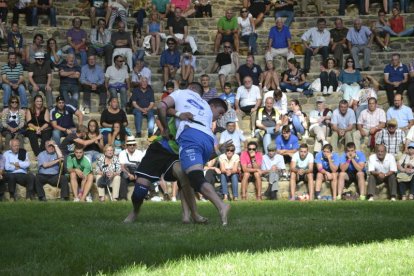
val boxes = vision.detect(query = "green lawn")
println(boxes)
[1,201,414,275]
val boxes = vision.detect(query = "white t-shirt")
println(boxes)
[262,90,288,115]
[368,153,397,173]
[118,149,145,165]
[238,15,253,36]
[291,152,314,169]
[131,67,152,85]
[261,154,286,170]
[236,85,261,108]
[170,89,215,141]
[105,65,129,85]
[219,129,246,154]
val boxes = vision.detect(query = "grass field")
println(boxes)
[1,201,414,275]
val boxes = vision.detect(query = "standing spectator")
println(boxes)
[67,145,94,202]
[46,38,63,70]
[290,144,314,200]
[160,38,180,89]
[28,52,53,109]
[107,0,128,30]
[261,144,285,200]
[211,42,239,91]
[238,7,257,55]
[214,9,239,54]
[7,23,24,56]
[347,18,373,71]
[367,144,398,201]
[131,60,152,88]
[0,0,6,23]
[301,18,330,74]
[180,46,196,84]
[59,54,81,108]
[80,55,106,114]
[200,74,217,101]
[338,57,362,109]
[88,19,113,69]
[276,125,299,164]
[309,96,332,152]
[384,53,409,106]
[105,55,130,110]
[320,57,339,95]
[219,120,247,155]
[376,118,405,156]
[24,33,45,67]
[265,17,294,63]
[397,143,414,200]
[280,58,310,93]
[96,144,122,201]
[131,78,155,138]
[36,140,69,201]
[1,96,26,149]
[25,95,52,156]
[84,120,104,163]
[315,144,340,200]
[131,0,149,31]
[299,0,323,15]
[240,141,263,200]
[236,54,263,86]
[67,17,88,66]
[50,96,84,146]
[12,0,33,26]
[331,100,356,152]
[386,94,414,133]
[273,0,294,27]
[32,0,57,27]
[353,97,386,151]
[256,97,282,154]
[111,21,133,71]
[1,52,28,109]
[235,76,262,137]
[218,144,240,201]
[337,142,367,200]
[330,18,349,69]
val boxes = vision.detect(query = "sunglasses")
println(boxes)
[116,60,124,62]
[227,149,235,152]
[268,149,276,152]
[168,42,175,45]
[347,60,354,63]
[11,101,18,104]
[127,144,136,147]
[224,46,231,48]
[248,148,256,151]
[241,10,248,13]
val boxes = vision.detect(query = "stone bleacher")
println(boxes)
[2,0,413,201]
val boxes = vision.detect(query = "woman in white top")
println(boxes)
[180,46,196,84]
[237,7,257,55]
[397,143,414,200]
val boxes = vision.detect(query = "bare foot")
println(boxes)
[220,204,230,226]
[123,212,137,223]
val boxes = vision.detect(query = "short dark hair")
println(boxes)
[299,143,308,149]
[339,99,348,106]
[224,82,232,88]
[166,37,176,45]
[208,98,228,113]
[33,33,43,43]
[317,18,326,24]
[368,97,377,104]
[113,54,123,62]
[247,141,258,148]
[282,125,290,133]
[346,142,356,150]
[322,144,333,152]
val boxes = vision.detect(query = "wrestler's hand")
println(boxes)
[161,128,171,140]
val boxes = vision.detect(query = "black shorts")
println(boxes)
[135,142,179,182]
[345,171,367,187]
[249,2,266,18]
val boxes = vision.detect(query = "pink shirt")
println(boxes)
[171,0,190,10]
[240,151,263,167]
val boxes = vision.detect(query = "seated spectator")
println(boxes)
[219,144,240,201]
[180,46,196,84]
[145,12,165,56]
[36,140,69,201]
[240,141,263,200]
[107,0,128,30]
[133,24,146,68]
[235,75,262,137]
[338,142,367,200]
[262,61,280,92]
[280,58,310,94]
[131,60,152,88]
[59,125,101,157]
[131,77,155,138]
[194,0,212,17]
[24,33,45,68]
[214,9,239,54]
[151,0,170,18]
[219,82,236,108]
[388,7,414,37]
[200,74,217,101]
[261,143,285,200]
[256,97,282,154]
[353,97,386,151]
[237,54,263,86]
[46,38,63,70]
[238,7,257,55]
[2,52,28,109]
[367,144,397,201]
[331,100,356,152]
[265,17,294,64]
[339,57,362,109]
[407,60,414,108]
[384,53,409,106]
[25,95,52,156]
[84,119,104,163]
[397,142,414,200]
[276,125,299,163]
[67,17,88,66]
[7,23,24,57]
[263,89,288,115]
[111,21,133,71]
[386,94,414,133]
[211,42,239,91]
[86,0,108,28]
[330,18,349,68]
[355,75,378,118]
[1,96,26,149]
[160,38,180,89]
[285,99,307,138]
[371,9,392,51]
[215,91,238,135]
[169,0,195,17]
[320,57,339,95]
[32,0,57,27]
[290,143,314,200]
[301,18,330,74]
[100,97,128,141]
[309,96,332,152]
[299,0,323,16]
[4,139,38,201]
[219,121,246,155]
[338,0,365,16]
[347,18,373,71]
[243,0,265,27]
[203,157,220,189]
[80,55,106,114]
[12,0,33,26]
[315,144,340,200]
[376,118,405,156]
[105,55,130,110]
[28,52,53,109]
[67,145,94,202]
[0,0,6,23]
[59,54,81,108]
[273,0,294,27]
[95,144,121,201]
[131,0,149,31]
[50,96,83,146]
[108,122,128,155]
[88,18,113,69]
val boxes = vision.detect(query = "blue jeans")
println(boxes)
[263,127,279,154]
[132,49,145,67]
[291,114,305,135]
[220,173,239,197]
[274,10,294,26]
[133,108,155,136]
[339,0,363,15]
[85,150,101,163]
[280,82,310,92]
[355,104,368,120]
[68,48,87,66]
[52,129,68,146]
[108,87,127,110]
[389,0,408,12]
[2,83,28,108]
[32,7,57,26]
[60,83,79,108]
[241,33,258,54]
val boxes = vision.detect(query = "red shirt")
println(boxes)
[240,151,263,167]
[390,16,404,33]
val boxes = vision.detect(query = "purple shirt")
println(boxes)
[67,28,87,50]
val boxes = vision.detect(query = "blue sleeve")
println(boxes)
[355,70,362,82]
[357,151,366,163]
[292,136,299,149]
[80,66,87,84]
[67,104,77,113]
[149,87,155,102]
[333,154,340,167]
[174,52,181,68]
[383,65,389,74]
[97,67,105,85]
[275,136,282,149]
[160,51,166,67]
[315,152,322,164]
[403,64,409,74]
[7,33,12,48]
[130,90,138,103]
[75,65,81,73]
[386,109,391,120]
[339,153,346,164]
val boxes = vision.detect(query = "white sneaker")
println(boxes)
[251,130,255,138]
[322,86,328,95]
[263,86,269,92]
[296,88,303,92]
[83,107,90,114]
[368,197,374,201]
[285,89,292,93]
[327,86,333,95]
[390,197,396,201]
[322,140,329,146]
[86,195,93,202]
[151,196,163,202]
[171,196,177,202]
[73,197,80,202]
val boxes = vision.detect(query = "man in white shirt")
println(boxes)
[261,144,285,200]
[308,96,332,152]
[301,18,330,74]
[367,144,398,201]
[290,144,314,200]
[219,120,246,155]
